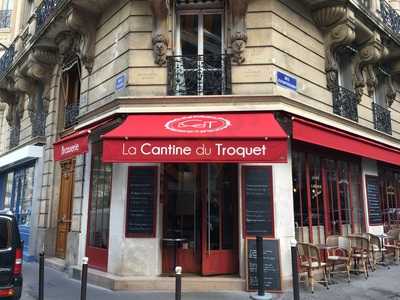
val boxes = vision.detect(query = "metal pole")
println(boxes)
[175,266,182,300]
[257,236,265,297]
[250,237,272,300]
[81,257,89,300]
[39,251,44,300]
[291,240,300,300]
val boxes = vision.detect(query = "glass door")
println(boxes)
[201,164,238,275]
[163,164,201,273]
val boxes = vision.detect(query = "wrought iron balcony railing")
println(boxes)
[31,111,47,137]
[332,85,359,122]
[167,54,232,96]
[0,10,11,28]
[380,0,400,35]
[372,102,392,134]
[64,103,79,128]
[0,43,15,79]
[36,0,65,33]
[9,126,20,149]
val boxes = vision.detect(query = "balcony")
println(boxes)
[0,10,11,28]
[332,85,359,122]
[36,0,66,34]
[380,0,400,35]
[372,102,392,134]
[31,111,47,137]
[9,126,19,149]
[167,54,231,96]
[0,43,14,79]
[64,103,79,128]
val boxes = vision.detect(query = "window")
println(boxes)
[60,56,81,129]
[0,217,11,250]
[88,142,112,249]
[373,69,392,134]
[379,167,400,231]
[332,48,359,121]
[2,0,13,10]
[168,3,231,96]
[293,146,365,244]
[0,167,34,225]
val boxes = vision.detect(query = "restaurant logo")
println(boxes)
[165,115,231,133]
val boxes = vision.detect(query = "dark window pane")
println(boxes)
[0,218,11,249]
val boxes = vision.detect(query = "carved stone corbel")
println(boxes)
[229,0,249,64]
[353,32,385,102]
[312,5,356,90]
[55,31,80,63]
[150,0,169,66]
[385,75,396,107]
[66,5,97,73]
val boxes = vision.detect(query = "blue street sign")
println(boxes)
[115,74,126,91]
[276,71,297,92]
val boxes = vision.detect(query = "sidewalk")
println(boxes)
[21,261,400,299]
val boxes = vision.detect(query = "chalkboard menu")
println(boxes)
[246,238,281,291]
[242,166,274,237]
[126,167,158,237]
[366,175,382,225]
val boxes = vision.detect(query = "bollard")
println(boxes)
[175,266,182,300]
[81,257,89,300]
[291,240,300,300]
[250,237,272,300]
[39,251,44,300]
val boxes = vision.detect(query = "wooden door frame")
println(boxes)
[55,159,75,259]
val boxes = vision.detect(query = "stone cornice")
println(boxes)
[75,94,400,150]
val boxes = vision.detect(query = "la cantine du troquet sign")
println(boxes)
[102,114,288,163]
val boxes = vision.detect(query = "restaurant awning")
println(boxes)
[54,121,108,161]
[292,117,400,166]
[102,113,288,163]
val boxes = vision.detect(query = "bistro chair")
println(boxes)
[347,235,370,279]
[369,233,389,270]
[297,242,329,293]
[325,235,352,283]
[384,230,400,265]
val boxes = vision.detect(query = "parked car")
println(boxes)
[0,210,22,299]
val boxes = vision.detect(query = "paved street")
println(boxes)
[21,262,400,300]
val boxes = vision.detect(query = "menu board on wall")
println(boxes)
[366,175,382,225]
[242,166,274,237]
[125,167,158,237]
[246,238,282,292]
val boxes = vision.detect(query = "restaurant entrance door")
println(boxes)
[163,164,238,275]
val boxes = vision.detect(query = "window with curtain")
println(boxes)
[380,166,400,231]
[293,146,365,244]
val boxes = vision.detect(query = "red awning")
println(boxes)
[102,113,288,163]
[292,117,400,166]
[54,121,108,161]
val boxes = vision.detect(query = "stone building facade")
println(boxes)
[1,0,400,292]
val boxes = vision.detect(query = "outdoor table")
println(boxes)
[378,234,389,265]
[162,238,187,274]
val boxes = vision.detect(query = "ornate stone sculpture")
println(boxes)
[229,0,249,64]
[312,6,356,90]
[353,32,386,102]
[150,0,170,66]
[66,5,97,73]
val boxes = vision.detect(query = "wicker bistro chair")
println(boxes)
[297,242,329,293]
[384,230,400,265]
[369,233,389,269]
[347,235,370,279]
[325,235,352,283]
